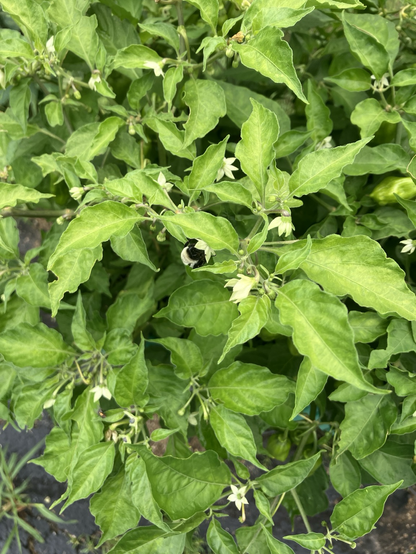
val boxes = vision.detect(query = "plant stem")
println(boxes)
[176,0,191,62]
[291,488,312,533]
[0,208,72,218]
[246,217,263,240]
[310,193,335,212]
[37,128,66,144]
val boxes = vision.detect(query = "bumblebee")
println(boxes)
[180,240,207,269]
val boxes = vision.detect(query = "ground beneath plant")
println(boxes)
[1,416,415,554]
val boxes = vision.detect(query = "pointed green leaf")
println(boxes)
[235,99,279,200]
[275,280,385,394]
[0,183,53,210]
[275,235,312,274]
[107,526,185,554]
[369,319,416,370]
[16,263,50,309]
[209,361,294,415]
[188,136,229,191]
[288,138,371,198]
[71,292,96,352]
[291,357,328,420]
[284,533,326,550]
[111,340,148,407]
[330,452,361,498]
[256,453,321,496]
[111,227,157,272]
[186,0,219,32]
[330,482,402,540]
[1,0,48,51]
[113,44,163,69]
[207,518,239,554]
[210,404,266,470]
[150,337,203,380]
[305,79,332,143]
[338,394,397,459]
[232,27,307,103]
[351,98,400,138]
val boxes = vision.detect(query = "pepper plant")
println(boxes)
[1,0,416,553]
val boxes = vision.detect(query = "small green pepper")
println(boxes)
[267,433,291,461]
[370,176,416,205]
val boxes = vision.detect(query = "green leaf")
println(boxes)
[235,99,279,200]
[0,322,73,368]
[0,183,53,210]
[13,379,58,429]
[342,13,391,79]
[188,136,229,191]
[244,3,314,33]
[16,263,50,309]
[186,0,219,32]
[111,340,148,407]
[274,130,312,159]
[90,467,140,547]
[104,170,170,208]
[325,68,372,92]
[254,491,274,525]
[263,528,295,554]
[348,311,388,344]
[155,280,238,336]
[291,357,328,420]
[65,15,102,70]
[290,235,416,321]
[49,246,103,317]
[1,0,48,51]
[107,526,185,554]
[62,442,116,512]
[284,533,326,550]
[207,518,239,554]
[145,117,196,161]
[338,394,397,460]
[196,36,226,72]
[392,68,416,86]
[209,361,294,416]
[0,37,34,58]
[30,428,73,482]
[111,227,157,272]
[203,181,254,209]
[113,44,163,69]
[219,296,270,363]
[127,74,155,110]
[275,235,312,274]
[359,440,416,489]
[256,453,321,496]
[139,22,179,54]
[351,98,401,138]
[47,0,88,29]
[216,80,290,134]
[71,293,96,352]
[305,79,332,143]
[10,79,31,133]
[288,138,370,198]
[395,194,416,226]
[150,337,203,380]
[65,118,124,161]
[163,65,183,109]
[330,452,361,498]
[0,218,19,260]
[49,202,141,266]
[160,212,239,254]
[386,365,416,396]
[275,280,383,394]
[45,100,64,128]
[150,428,179,441]
[126,456,171,532]
[183,80,226,147]
[210,404,266,470]
[232,27,307,103]
[369,319,416,370]
[330,482,402,540]
[343,144,409,175]
[134,446,231,520]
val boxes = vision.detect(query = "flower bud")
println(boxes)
[225,46,234,58]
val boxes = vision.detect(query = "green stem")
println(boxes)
[0,208,72,218]
[37,128,66,144]
[246,217,263,240]
[310,193,335,212]
[291,488,312,533]
[176,0,191,62]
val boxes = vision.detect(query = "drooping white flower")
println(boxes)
[46,36,55,55]
[227,485,249,511]
[268,215,294,237]
[216,157,238,181]
[88,70,101,91]
[143,60,165,77]
[400,238,416,255]
[69,187,84,201]
[195,240,215,263]
[225,274,257,303]
[316,136,333,150]
[157,172,173,192]
[371,73,389,90]
[91,384,112,403]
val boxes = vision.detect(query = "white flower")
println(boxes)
[371,73,389,90]
[195,239,215,263]
[225,274,257,303]
[91,384,112,403]
[216,157,238,181]
[69,187,84,201]
[268,215,294,237]
[227,485,249,511]
[88,70,101,91]
[157,172,173,192]
[400,238,416,255]
[46,36,55,55]
[143,60,165,77]
[43,398,56,409]
[316,136,333,150]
